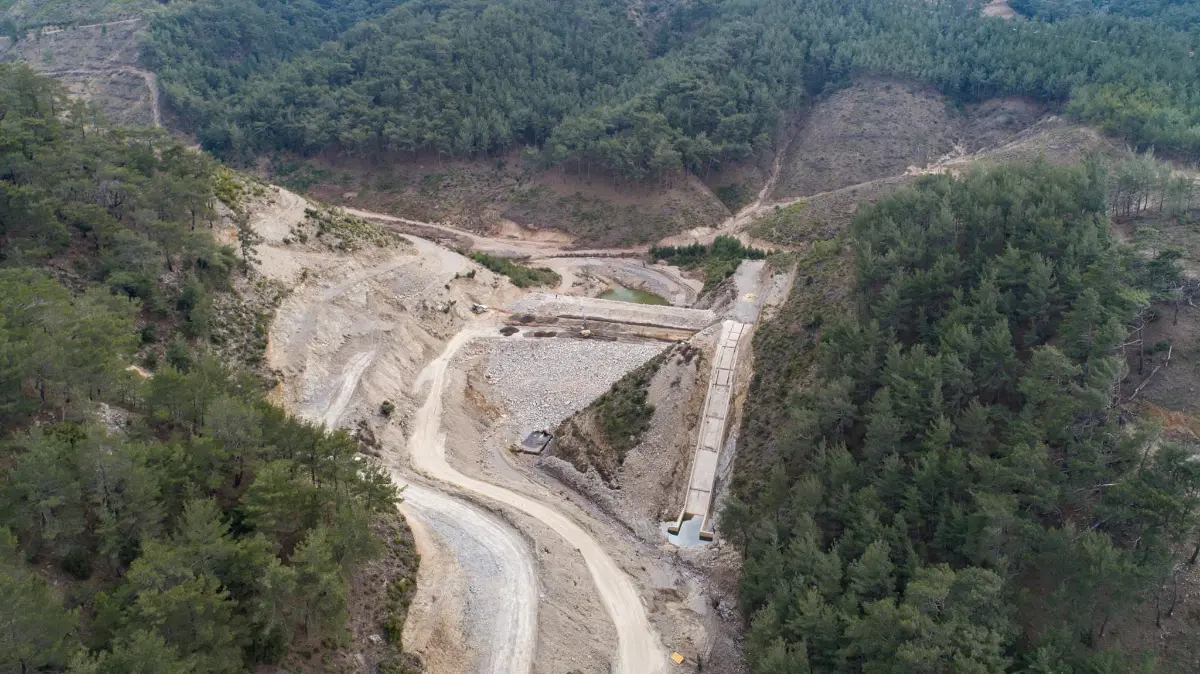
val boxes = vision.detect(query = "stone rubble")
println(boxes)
[484,337,667,435]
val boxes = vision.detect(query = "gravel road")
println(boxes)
[397,483,537,674]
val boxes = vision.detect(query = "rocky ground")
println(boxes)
[484,335,667,437]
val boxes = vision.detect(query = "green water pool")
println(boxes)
[599,284,670,305]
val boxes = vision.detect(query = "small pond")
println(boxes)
[661,514,709,548]
[599,284,670,305]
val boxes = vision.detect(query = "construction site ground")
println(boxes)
[217,75,1175,674]
[237,184,755,673]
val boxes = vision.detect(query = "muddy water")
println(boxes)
[599,284,670,305]
[662,515,709,548]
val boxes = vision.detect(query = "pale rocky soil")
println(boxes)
[239,184,734,672]
[232,186,546,674]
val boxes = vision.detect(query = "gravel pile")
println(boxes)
[485,338,666,434]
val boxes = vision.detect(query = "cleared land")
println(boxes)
[0,19,159,127]
[771,78,1045,201]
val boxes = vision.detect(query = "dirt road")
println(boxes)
[408,327,671,674]
[398,483,537,674]
[343,205,646,259]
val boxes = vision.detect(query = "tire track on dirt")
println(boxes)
[398,484,537,674]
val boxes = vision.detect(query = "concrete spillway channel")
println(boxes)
[671,319,749,540]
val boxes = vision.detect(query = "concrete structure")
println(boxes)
[509,293,716,332]
[520,430,553,454]
[670,320,749,540]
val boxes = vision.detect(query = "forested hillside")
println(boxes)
[0,65,418,674]
[145,0,1200,181]
[727,161,1200,671]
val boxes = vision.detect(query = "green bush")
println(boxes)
[651,235,769,287]
[468,252,561,288]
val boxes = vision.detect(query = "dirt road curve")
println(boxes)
[408,328,670,674]
[398,483,537,674]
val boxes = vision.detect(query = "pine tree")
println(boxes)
[0,528,78,674]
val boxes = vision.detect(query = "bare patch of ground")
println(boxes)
[1105,555,1200,672]
[0,19,159,127]
[982,0,1018,19]
[771,78,1045,201]
[272,153,729,248]
[752,118,1123,247]
[536,257,703,306]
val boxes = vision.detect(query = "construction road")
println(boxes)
[407,327,671,674]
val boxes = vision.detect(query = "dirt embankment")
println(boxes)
[547,341,708,536]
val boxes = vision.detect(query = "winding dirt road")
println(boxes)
[408,327,670,674]
[265,187,675,672]
[398,483,537,674]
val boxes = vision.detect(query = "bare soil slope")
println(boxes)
[752,118,1124,248]
[0,19,157,127]
[772,78,1045,201]
[280,154,729,249]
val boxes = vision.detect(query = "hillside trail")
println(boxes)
[408,326,671,674]
[137,67,160,127]
[720,144,787,234]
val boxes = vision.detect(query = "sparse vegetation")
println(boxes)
[291,206,404,252]
[552,349,673,484]
[651,235,769,287]
[716,182,754,211]
[380,400,395,417]
[468,252,561,288]
[593,355,663,457]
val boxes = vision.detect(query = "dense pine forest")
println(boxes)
[0,65,415,674]
[6,0,1200,671]
[144,0,1200,180]
[728,161,1200,671]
